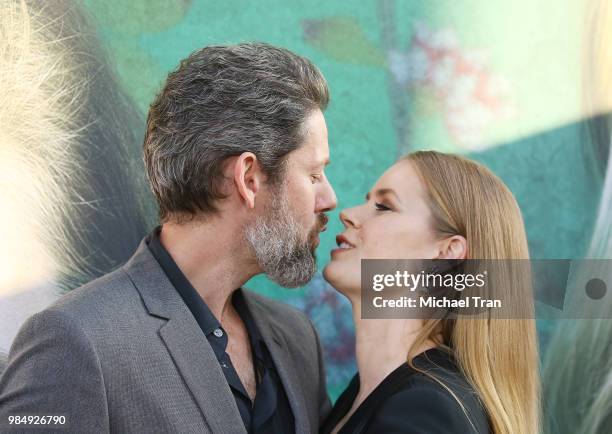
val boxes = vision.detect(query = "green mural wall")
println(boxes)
[3,2,611,431]
[81,0,603,401]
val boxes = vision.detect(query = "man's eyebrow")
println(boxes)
[365,188,400,202]
[311,157,330,168]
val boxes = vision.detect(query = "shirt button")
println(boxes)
[213,328,224,338]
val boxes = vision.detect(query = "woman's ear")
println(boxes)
[233,152,262,209]
[436,235,467,260]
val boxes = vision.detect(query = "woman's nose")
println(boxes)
[340,207,360,229]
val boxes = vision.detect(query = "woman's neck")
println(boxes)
[350,301,437,404]
[328,298,438,434]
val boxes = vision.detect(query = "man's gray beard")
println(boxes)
[245,189,317,288]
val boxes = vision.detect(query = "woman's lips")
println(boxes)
[331,234,355,257]
[330,246,351,257]
[335,234,355,247]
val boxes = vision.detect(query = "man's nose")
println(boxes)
[317,176,337,213]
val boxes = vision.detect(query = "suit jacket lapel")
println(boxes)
[123,240,246,434]
[243,292,311,434]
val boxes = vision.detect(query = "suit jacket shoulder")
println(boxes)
[37,266,163,350]
[49,266,140,317]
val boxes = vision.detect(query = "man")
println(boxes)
[0,43,336,433]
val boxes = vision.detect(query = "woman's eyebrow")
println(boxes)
[365,188,401,202]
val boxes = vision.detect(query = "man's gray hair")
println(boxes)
[143,42,329,222]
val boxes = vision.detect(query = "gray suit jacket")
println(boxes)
[0,240,331,433]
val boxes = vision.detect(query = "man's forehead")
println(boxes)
[293,110,330,164]
[308,143,330,166]
[295,136,329,165]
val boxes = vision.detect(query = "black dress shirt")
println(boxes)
[147,228,295,434]
[320,347,491,434]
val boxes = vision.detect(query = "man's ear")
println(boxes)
[233,152,262,209]
[436,235,467,260]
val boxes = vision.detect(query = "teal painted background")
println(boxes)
[81,0,603,401]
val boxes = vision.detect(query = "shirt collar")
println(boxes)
[146,226,220,336]
[146,226,269,362]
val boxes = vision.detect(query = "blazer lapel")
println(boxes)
[123,240,246,434]
[158,319,246,434]
[243,292,311,434]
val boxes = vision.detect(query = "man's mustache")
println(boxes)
[317,213,329,231]
[307,213,328,246]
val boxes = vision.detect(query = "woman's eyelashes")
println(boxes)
[375,202,391,211]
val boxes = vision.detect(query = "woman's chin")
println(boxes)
[321,262,336,285]
[322,261,358,296]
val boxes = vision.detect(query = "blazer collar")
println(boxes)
[123,239,246,434]
[242,291,311,434]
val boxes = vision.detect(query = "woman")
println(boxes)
[321,151,540,434]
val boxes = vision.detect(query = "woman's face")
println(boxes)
[323,160,448,293]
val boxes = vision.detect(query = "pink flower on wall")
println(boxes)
[303,12,516,152]
[390,22,514,149]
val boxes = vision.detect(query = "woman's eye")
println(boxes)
[375,202,391,211]
[311,174,321,183]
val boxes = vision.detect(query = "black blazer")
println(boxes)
[320,348,490,434]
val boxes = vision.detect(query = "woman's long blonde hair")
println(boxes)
[404,151,540,434]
